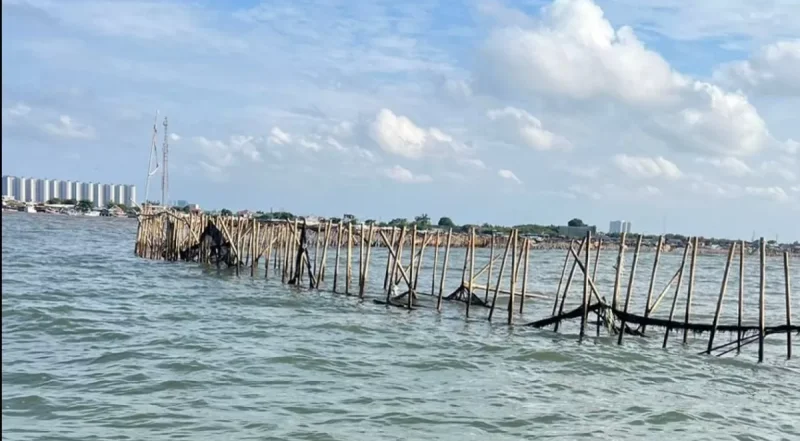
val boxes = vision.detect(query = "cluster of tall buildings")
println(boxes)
[609,220,633,234]
[1,175,136,208]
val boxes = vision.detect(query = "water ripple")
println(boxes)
[2,213,799,441]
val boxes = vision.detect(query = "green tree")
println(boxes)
[364,219,376,225]
[181,205,191,213]
[63,199,77,205]
[437,216,455,228]
[330,217,342,224]
[220,208,233,216]
[414,213,431,228]
[47,198,62,204]
[76,200,93,212]
[388,218,408,227]
[567,218,585,227]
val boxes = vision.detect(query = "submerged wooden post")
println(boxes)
[432,230,440,297]
[579,230,591,342]
[551,241,574,316]
[758,237,766,363]
[333,223,342,292]
[486,232,495,303]
[519,238,530,314]
[467,228,475,318]
[784,252,793,360]
[707,242,736,354]
[409,225,417,310]
[612,232,627,311]
[437,229,452,312]
[642,235,664,334]
[554,238,588,332]
[346,222,353,295]
[383,228,397,291]
[618,235,642,345]
[358,223,365,294]
[683,236,699,344]
[737,240,745,354]
[663,239,691,348]
[507,230,518,325]
[489,231,513,322]
[360,224,375,299]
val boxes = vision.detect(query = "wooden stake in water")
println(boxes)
[467,227,475,318]
[486,232,495,303]
[618,235,642,345]
[508,230,518,325]
[663,239,691,349]
[489,232,513,322]
[683,236,699,344]
[738,240,745,354]
[758,237,766,363]
[519,238,530,314]
[579,230,591,341]
[437,229,452,312]
[612,232,626,312]
[333,224,342,292]
[432,230,440,297]
[784,251,793,360]
[707,242,736,354]
[641,235,664,335]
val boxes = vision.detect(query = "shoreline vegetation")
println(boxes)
[155,208,800,257]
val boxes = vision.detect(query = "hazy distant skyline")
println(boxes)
[2,0,798,240]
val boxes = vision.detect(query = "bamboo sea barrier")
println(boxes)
[134,209,799,363]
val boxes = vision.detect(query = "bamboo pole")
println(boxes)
[663,239,691,348]
[346,222,353,295]
[485,232,495,303]
[706,242,736,354]
[612,232,626,311]
[264,226,273,278]
[519,238,530,314]
[758,237,766,363]
[387,226,407,304]
[579,231,591,341]
[358,223,365,295]
[683,236,699,344]
[384,228,397,290]
[551,241,573,317]
[360,224,375,299]
[467,228,475,318]
[507,230,518,325]
[408,225,417,310]
[414,231,429,291]
[737,240,745,354]
[437,229,452,312]
[642,235,664,334]
[784,252,793,360]
[554,238,587,332]
[431,230,440,297]
[618,235,643,345]
[390,226,407,296]
[333,224,342,292]
[489,232,513,322]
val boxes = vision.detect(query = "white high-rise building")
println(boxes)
[81,182,91,204]
[37,179,51,203]
[25,178,38,202]
[92,183,104,208]
[49,179,60,200]
[114,185,125,206]
[71,181,83,202]
[609,220,632,234]
[2,176,13,198]
[14,177,27,202]
[125,184,137,207]
[102,184,113,206]
[60,180,73,201]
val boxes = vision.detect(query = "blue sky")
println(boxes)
[2,0,799,240]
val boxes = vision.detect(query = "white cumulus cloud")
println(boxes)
[612,154,682,180]
[383,165,432,184]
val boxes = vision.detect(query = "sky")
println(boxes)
[2,0,799,240]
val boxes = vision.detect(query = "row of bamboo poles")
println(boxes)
[134,211,796,363]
